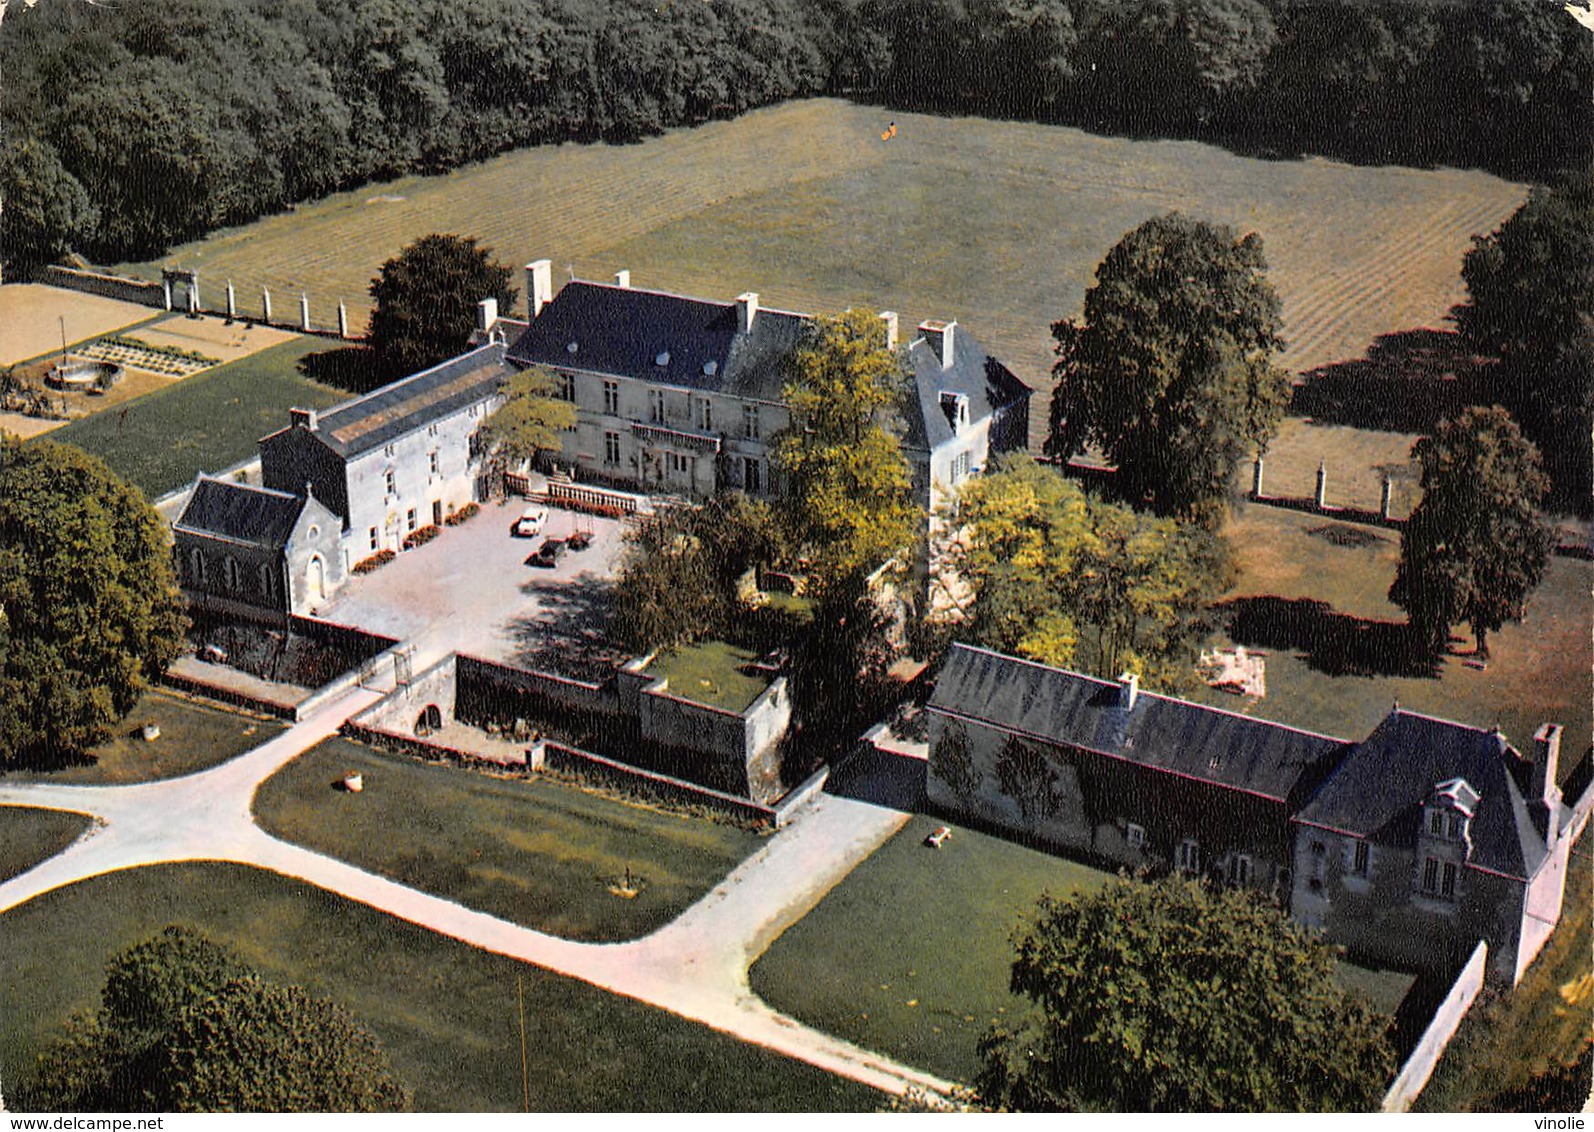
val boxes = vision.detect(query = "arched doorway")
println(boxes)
[416,703,442,737]
[306,555,325,602]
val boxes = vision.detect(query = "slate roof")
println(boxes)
[1295,709,1550,880]
[901,330,1032,455]
[505,281,809,402]
[174,477,307,548]
[928,643,1347,801]
[262,343,508,459]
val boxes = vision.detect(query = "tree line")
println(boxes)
[3,0,1588,275]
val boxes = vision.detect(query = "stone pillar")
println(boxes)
[226,280,236,321]
[1380,476,1394,522]
[300,294,311,332]
[262,288,273,324]
[1315,461,1328,509]
[1251,454,1265,499]
[338,302,349,340]
[162,277,174,312]
[187,280,200,315]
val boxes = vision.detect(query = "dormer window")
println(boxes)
[939,391,969,433]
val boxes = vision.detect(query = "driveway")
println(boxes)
[317,502,630,668]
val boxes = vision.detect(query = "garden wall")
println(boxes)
[40,265,164,308]
[1382,941,1489,1112]
[539,741,775,828]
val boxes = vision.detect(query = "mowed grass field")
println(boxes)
[0,808,91,883]
[120,99,1527,462]
[0,863,880,1112]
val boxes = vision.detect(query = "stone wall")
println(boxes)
[40,265,164,308]
[540,741,776,827]
[1382,941,1489,1112]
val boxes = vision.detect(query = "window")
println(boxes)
[559,372,576,402]
[1351,840,1369,877]
[1125,822,1146,850]
[1429,811,1445,836]
[604,431,621,467]
[406,508,417,532]
[188,548,206,584]
[742,403,760,439]
[1422,857,1439,893]
[369,526,379,551]
[1176,839,1200,875]
[223,556,240,591]
[1447,813,1465,839]
[429,450,440,476]
[385,469,396,497]
[743,456,761,494]
[603,381,619,415]
[650,389,666,424]
[428,424,438,438]
[1441,862,1457,898]
[308,525,320,541]
[432,500,443,526]
[698,398,713,431]
[257,563,272,598]
[951,450,971,483]
[1229,854,1253,886]
[384,444,395,457]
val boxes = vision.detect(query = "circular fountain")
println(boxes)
[46,357,122,393]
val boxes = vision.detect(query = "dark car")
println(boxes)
[526,538,567,568]
[566,529,593,551]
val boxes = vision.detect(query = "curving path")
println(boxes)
[0,681,952,1103]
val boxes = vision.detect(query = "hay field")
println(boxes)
[0,284,156,366]
[123,99,1526,441]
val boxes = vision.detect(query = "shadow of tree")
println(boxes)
[1218,595,1440,679]
[298,345,391,395]
[503,574,626,680]
[1291,329,1486,434]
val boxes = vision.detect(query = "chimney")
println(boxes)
[1119,671,1139,712]
[1532,723,1564,841]
[527,260,553,318]
[289,407,318,431]
[879,310,899,350]
[614,269,631,288]
[737,292,759,335]
[476,297,498,334]
[919,319,956,370]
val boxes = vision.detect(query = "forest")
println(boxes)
[2,0,1589,275]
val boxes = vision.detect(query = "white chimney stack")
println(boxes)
[1119,671,1140,712]
[614,269,631,288]
[919,319,956,370]
[737,292,759,335]
[1533,723,1564,842]
[879,310,899,350]
[527,260,553,318]
[476,297,498,334]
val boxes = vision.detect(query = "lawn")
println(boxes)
[40,336,346,498]
[0,808,91,883]
[0,863,881,1112]
[1415,829,1593,1111]
[252,738,762,941]
[647,640,770,712]
[750,814,1112,1083]
[1,690,283,786]
[121,99,1526,465]
[1192,505,1593,769]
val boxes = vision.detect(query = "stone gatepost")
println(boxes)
[1381,476,1394,522]
[1315,461,1328,509]
[1251,454,1265,499]
[300,294,311,332]
[162,277,174,312]
[187,281,199,315]
[226,280,236,321]
[262,287,273,324]
[338,302,349,340]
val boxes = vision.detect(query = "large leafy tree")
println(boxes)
[0,439,185,767]
[1389,406,1554,659]
[1048,212,1289,525]
[1455,175,1594,509]
[367,233,517,379]
[956,455,1232,686]
[26,926,410,1113]
[979,878,1395,1112]
[476,365,578,484]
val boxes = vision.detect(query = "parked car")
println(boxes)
[924,826,952,849]
[513,506,548,537]
[526,538,567,568]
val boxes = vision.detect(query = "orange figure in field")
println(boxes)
[881,121,897,141]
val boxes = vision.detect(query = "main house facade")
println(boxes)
[926,643,1592,986]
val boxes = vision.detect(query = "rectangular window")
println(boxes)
[1429,811,1445,836]
[1422,858,1439,893]
[1441,862,1457,898]
[385,469,396,497]
[1176,839,1200,875]
[1448,813,1464,839]
[951,450,971,483]
[603,381,619,415]
[698,398,713,431]
[1125,822,1146,850]
[1229,854,1253,886]
[384,444,395,457]
[743,456,761,494]
[429,451,439,476]
[1352,840,1369,876]
[428,424,438,437]
[650,389,666,424]
[432,500,443,526]
[604,431,621,467]
[369,526,379,551]
[742,403,760,439]
[406,508,417,532]
[559,372,576,402]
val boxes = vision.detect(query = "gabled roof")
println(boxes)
[174,477,308,549]
[1295,709,1549,880]
[901,329,1031,455]
[505,282,809,402]
[262,343,508,459]
[928,643,1348,802]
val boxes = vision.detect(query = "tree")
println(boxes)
[1048,212,1289,524]
[978,877,1395,1112]
[771,306,917,598]
[26,926,410,1113]
[367,233,516,379]
[1455,176,1594,508]
[476,365,577,486]
[1389,406,1554,659]
[955,455,1232,687]
[0,439,186,767]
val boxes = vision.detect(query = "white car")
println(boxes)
[513,506,547,537]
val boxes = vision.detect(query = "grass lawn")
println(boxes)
[1,690,283,786]
[1415,829,1593,1111]
[647,640,770,712]
[0,808,92,882]
[39,337,346,498]
[1193,505,1593,768]
[0,862,881,1112]
[750,814,1111,1083]
[253,738,762,941]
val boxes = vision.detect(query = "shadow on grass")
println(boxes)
[1291,328,1486,434]
[1219,595,1440,678]
[298,344,392,395]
